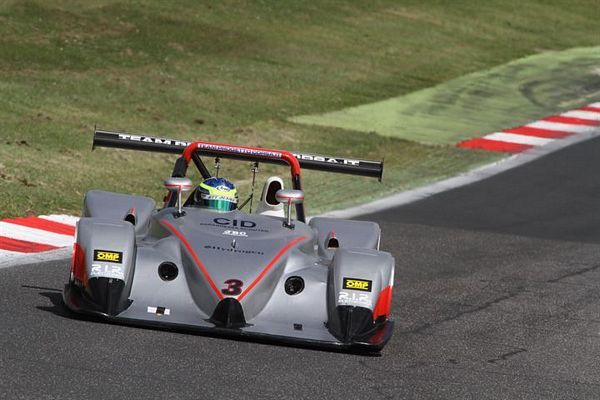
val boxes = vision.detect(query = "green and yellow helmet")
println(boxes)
[196,177,238,212]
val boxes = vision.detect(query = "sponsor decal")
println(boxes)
[197,143,282,159]
[215,184,231,192]
[198,221,268,233]
[338,291,371,307]
[90,263,125,280]
[117,133,190,147]
[93,249,123,264]
[213,218,257,228]
[147,306,171,316]
[342,277,372,292]
[111,133,381,171]
[293,153,361,166]
[222,230,248,237]
[204,245,264,256]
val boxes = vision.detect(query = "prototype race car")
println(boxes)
[63,130,395,352]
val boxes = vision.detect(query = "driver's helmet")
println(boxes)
[195,177,238,212]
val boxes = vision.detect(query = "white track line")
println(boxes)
[0,247,73,270]
[0,222,75,247]
[561,110,600,121]
[39,214,80,226]
[0,249,23,260]
[484,132,554,146]
[589,102,600,108]
[526,121,595,133]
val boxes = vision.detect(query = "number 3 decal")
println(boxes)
[221,279,244,296]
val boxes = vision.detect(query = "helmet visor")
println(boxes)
[202,198,237,212]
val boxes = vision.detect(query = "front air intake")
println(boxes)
[209,298,247,329]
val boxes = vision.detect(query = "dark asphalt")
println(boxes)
[3,137,600,399]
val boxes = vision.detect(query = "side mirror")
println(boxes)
[275,189,304,228]
[164,177,194,216]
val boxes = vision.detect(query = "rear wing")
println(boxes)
[93,130,384,180]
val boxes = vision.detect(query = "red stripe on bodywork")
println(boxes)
[543,115,600,126]
[373,286,393,320]
[160,220,224,300]
[71,243,88,287]
[503,126,572,139]
[0,236,59,253]
[237,236,308,301]
[2,216,75,236]
[457,138,533,153]
[580,106,600,113]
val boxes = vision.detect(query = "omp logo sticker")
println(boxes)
[343,277,372,292]
[93,250,123,263]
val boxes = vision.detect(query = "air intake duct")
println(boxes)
[209,298,247,329]
[327,305,375,343]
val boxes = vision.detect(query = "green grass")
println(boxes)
[1,1,599,217]
[291,47,600,145]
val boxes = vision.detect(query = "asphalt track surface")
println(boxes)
[3,136,600,399]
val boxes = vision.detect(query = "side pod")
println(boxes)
[65,218,136,316]
[326,248,395,344]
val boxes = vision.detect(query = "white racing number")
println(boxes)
[338,291,372,307]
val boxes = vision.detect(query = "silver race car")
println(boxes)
[63,130,395,352]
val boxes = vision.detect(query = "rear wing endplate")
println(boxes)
[93,130,383,180]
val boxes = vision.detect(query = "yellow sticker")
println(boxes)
[342,277,372,292]
[93,250,123,263]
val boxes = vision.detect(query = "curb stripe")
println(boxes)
[458,102,600,153]
[502,126,572,139]
[580,106,600,113]
[0,222,75,248]
[526,121,594,133]
[543,115,600,126]
[457,138,533,153]
[561,110,600,121]
[2,216,76,236]
[39,215,79,226]
[483,132,554,146]
[0,236,59,253]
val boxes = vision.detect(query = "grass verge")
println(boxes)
[1,1,599,217]
[291,47,600,145]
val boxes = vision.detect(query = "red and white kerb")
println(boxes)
[458,102,600,153]
[0,215,78,259]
